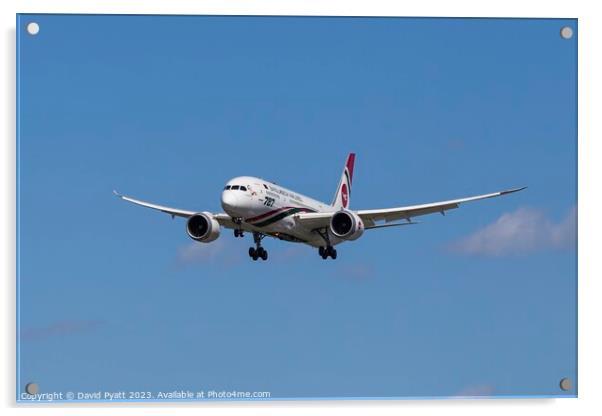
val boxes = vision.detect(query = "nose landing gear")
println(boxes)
[249,232,268,261]
[232,218,244,238]
[232,217,244,237]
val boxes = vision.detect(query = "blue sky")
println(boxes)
[17,15,577,400]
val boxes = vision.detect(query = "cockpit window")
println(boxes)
[226,185,249,191]
[263,184,269,189]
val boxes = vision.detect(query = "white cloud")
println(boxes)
[335,263,375,280]
[175,239,242,266]
[449,206,576,257]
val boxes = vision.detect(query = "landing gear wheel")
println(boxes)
[249,247,259,261]
[234,229,244,238]
[255,247,268,261]
[316,229,337,260]
[249,232,268,261]
[320,246,337,260]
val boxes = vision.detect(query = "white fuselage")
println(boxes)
[220,176,338,247]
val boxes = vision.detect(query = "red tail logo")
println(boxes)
[346,154,355,186]
[341,183,349,208]
[331,153,356,209]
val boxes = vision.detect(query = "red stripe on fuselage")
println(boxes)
[246,206,294,223]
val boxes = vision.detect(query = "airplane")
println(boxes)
[114,153,525,261]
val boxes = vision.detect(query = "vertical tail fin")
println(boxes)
[331,153,356,209]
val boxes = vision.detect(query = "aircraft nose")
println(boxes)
[221,191,237,213]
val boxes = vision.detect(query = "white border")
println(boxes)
[3,1,599,415]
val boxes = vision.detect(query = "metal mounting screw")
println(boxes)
[559,378,572,391]
[560,26,573,40]
[25,383,39,395]
[26,22,40,35]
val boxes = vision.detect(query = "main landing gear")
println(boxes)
[319,246,337,260]
[249,232,268,261]
[315,227,337,260]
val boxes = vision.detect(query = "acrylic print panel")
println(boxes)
[16,14,577,402]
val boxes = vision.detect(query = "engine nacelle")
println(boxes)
[329,210,364,241]
[186,212,220,243]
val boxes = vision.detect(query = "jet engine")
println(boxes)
[329,210,364,241]
[186,212,220,243]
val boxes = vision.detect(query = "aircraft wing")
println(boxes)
[113,190,237,228]
[294,187,526,230]
[356,187,526,225]
[292,212,333,230]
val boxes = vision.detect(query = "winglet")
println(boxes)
[500,186,527,196]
